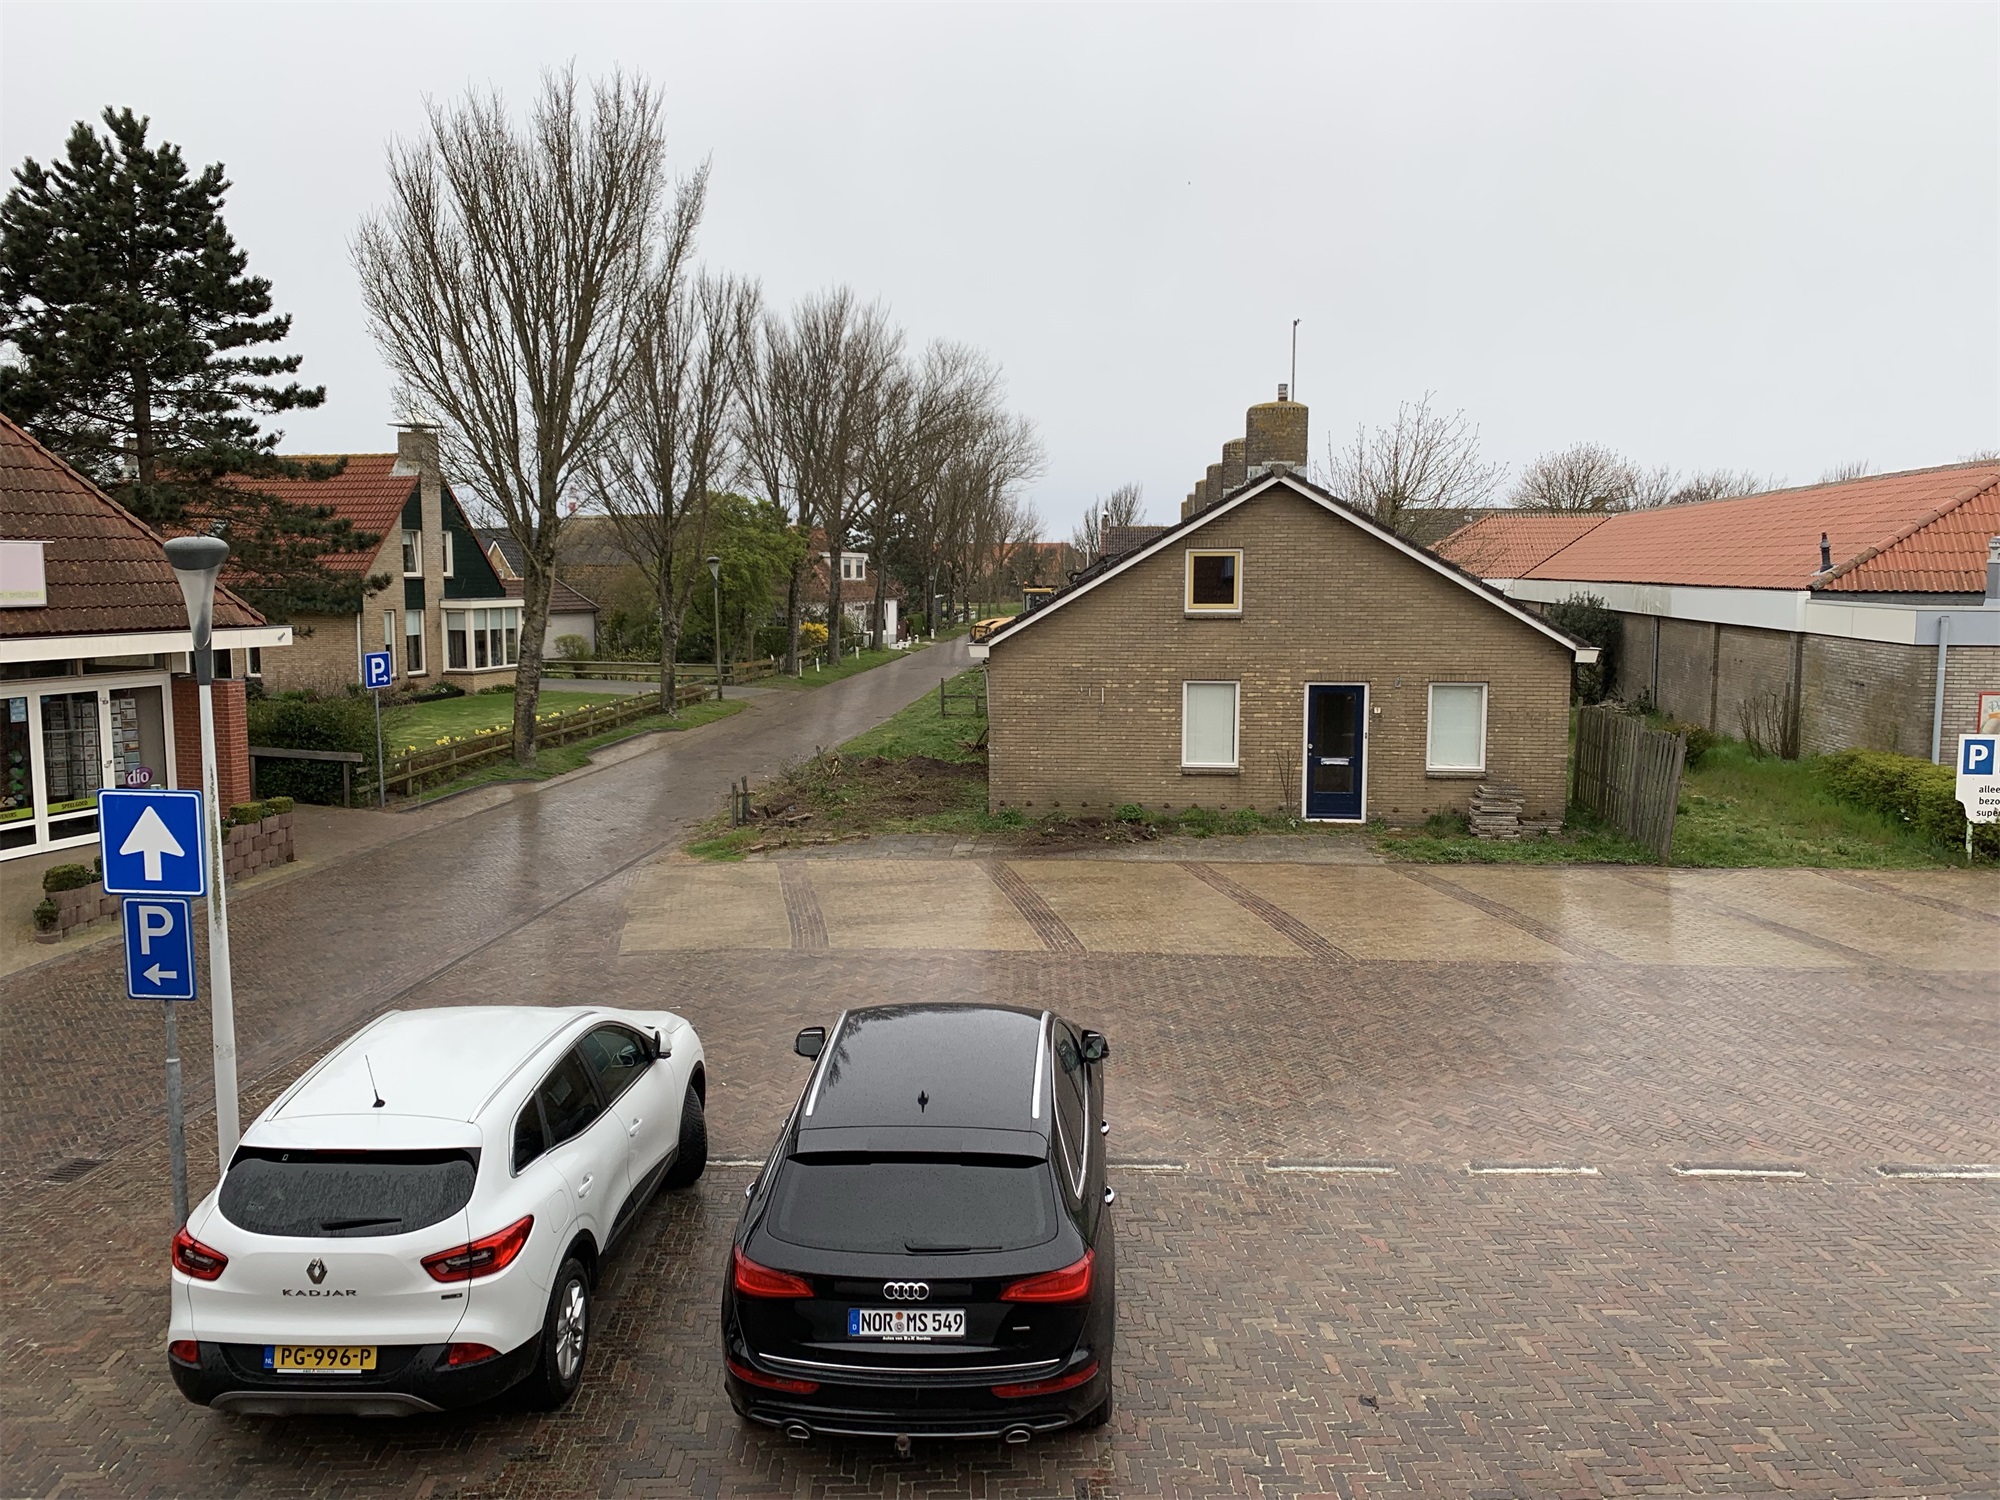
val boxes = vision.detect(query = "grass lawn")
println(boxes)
[1376,807,1655,865]
[764,643,924,691]
[384,687,625,754]
[408,697,745,802]
[1671,739,1952,868]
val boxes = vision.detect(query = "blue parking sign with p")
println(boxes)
[1963,737,1996,777]
[363,650,394,690]
[123,897,195,1001]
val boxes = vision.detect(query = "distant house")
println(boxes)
[973,394,1595,824]
[1436,464,2000,758]
[802,539,902,643]
[478,532,601,655]
[228,428,524,694]
[1,413,285,863]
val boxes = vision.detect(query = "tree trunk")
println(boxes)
[133,369,155,487]
[784,560,803,674]
[872,562,888,650]
[514,556,553,766]
[658,554,677,712]
[825,530,845,664]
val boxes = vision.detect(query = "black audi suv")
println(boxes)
[721,1004,1115,1443]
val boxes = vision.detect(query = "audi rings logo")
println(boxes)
[881,1281,930,1302]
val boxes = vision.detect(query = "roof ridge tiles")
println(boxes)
[1811,471,2000,587]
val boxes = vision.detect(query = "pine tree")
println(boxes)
[0,107,376,618]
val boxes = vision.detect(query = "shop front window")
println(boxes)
[41,690,103,838]
[1,695,35,851]
[107,686,167,790]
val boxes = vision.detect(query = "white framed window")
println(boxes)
[1181,681,1240,768]
[401,529,422,577]
[1184,549,1242,614]
[442,531,455,578]
[447,611,468,670]
[447,607,521,670]
[841,554,864,581]
[404,609,425,675]
[1427,682,1488,772]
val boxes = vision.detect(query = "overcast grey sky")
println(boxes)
[3,2,1994,535]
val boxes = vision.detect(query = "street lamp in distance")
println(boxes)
[162,534,241,1174]
[706,555,723,702]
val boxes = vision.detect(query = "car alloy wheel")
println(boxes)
[554,1277,588,1382]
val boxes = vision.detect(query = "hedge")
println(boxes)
[246,691,376,804]
[1818,748,1999,859]
[42,862,95,893]
[227,796,295,826]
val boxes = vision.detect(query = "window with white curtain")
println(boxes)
[404,609,425,674]
[1427,683,1488,771]
[1181,681,1240,768]
[401,530,421,576]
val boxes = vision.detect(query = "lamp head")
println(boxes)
[706,554,721,582]
[164,535,231,658]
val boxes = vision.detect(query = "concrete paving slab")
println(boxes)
[1843,868,2000,917]
[1226,864,1569,961]
[1008,859,1286,954]
[618,860,791,952]
[1685,869,2000,969]
[808,860,1045,951]
[1443,866,1847,967]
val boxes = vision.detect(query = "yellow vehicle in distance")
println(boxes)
[968,617,1011,643]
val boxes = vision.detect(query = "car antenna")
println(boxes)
[365,1055,386,1109]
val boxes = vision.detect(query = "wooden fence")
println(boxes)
[1571,705,1687,861]
[939,672,987,717]
[543,657,779,685]
[370,681,711,797]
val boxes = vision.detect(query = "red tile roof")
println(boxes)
[1515,463,2000,593]
[0,412,264,640]
[500,577,598,614]
[1434,513,1611,579]
[218,454,413,575]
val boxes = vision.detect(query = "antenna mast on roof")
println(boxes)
[1290,319,1300,399]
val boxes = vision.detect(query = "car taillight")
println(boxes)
[726,1356,819,1394]
[421,1215,533,1283]
[731,1245,814,1298]
[167,1340,201,1366]
[444,1342,501,1367]
[993,1359,1099,1399]
[1000,1249,1093,1303]
[171,1226,228,1281]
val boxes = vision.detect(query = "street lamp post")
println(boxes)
[163,535,241,1174]
[707,555,723,702]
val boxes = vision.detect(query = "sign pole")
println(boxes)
[195,661,240,1171]
[164,999,188,1227]
[373,686,386,808]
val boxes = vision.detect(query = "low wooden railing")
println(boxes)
[542,656,780,685]
[370,681,711,796]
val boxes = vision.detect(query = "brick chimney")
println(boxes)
[1205,461,1225,503]
[394,423,441,480]
[1245,385,1308,475]
[1220,438,1248,493]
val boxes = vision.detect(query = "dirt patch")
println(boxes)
[720,750,989,851]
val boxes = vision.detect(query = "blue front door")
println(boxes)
[1304,685,1366,820]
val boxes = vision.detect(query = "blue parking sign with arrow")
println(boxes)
[123,897,196,1001]
[98,788,207,896]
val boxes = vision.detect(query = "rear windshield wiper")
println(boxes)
[319,1216,403,1231]
[904,1241,1000,1254]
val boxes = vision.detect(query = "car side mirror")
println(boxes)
[795,1026,826,1060]
[651,1028,668,1062]
[1081,1030,1109,1063]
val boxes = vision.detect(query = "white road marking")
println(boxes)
[1467,1162,1600,1176]
[1266,1161,1399,1175]
[1670,1163,1809,1179]
[1877,1163,2000,1180]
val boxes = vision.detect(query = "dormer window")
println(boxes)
[841,554,865,582]
[1185,549,1241,614]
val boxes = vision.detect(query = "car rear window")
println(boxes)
[766,1155,1058,1255]
[219,1149,478,1238]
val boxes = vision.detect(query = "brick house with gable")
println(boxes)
[973,398,1595,824]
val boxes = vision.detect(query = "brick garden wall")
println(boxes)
[985,484,1577,823]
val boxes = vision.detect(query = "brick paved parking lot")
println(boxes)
[2,652,1993,1497]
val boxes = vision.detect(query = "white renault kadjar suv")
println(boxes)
[168,1005,707,1415]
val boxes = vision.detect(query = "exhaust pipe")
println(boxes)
[783,1421,812,1441]
[1002,1425,1033,1445]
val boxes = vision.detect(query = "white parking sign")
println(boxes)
[1957,735,2000,825]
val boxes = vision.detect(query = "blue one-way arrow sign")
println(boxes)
[98,789,207,896]
[123,897,195,1001]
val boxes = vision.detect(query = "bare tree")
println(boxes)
[355,70,666,764]
[1323,394,1503,536]
[1070,481,1145,558]
[1663,468,1771,505]
[588,193,753,707]
[1819,459,1873,484]
[1509,441,1639,512]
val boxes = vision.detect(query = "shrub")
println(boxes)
[411,681,465,702]
[477,682,514,695]
[1544,592,1620,703]
[227,796,294,825]
[42,863,95,893]
[1114,803,1146,824]
[1819,748,2000,859]
[246,690,376,804]
[1661,718,1717,769]
[32,897,59,932]
[798,621,829,654]
[555,633,591,660]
